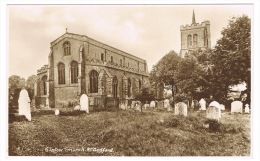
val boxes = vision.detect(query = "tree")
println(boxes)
[149,50,181,96]
[211,15,251,99]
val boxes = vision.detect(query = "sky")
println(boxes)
[8,4,253,79]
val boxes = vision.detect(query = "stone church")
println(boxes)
[35,32,149,110]
[180,10,211,57]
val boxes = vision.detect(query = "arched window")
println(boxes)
[42,76,47,95]
[120,59,122,66]
[63,41,71,56]
[58,63,65,84]
[139,79,142,92]
[89,70,98,93]
[111,56,113,63]
[71,61,78,83]
[193,34,198,46]
[127,78,131,97]
[101,53,104,61]
[187,35,192,47]
[112,76,118,98]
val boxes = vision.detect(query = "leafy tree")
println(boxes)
[211,15,251,99]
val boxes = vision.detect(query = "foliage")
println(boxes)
[135,87,155,103]
[211,15,251,98]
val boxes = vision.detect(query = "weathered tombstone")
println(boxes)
[120,103,126,110]
[143,103,149,110]
[164,99,170,109]
[55,109,60,115]
[18,89,31,121]
[208,101,221,119]
[135,101,141,112]
[199,98,206,110]
[74,105,81,110]
[245,104,250,113]
[158,101,164,109]
[174,102,188,117]
[220,104,225,111]
[80,94,89,113]
[231,101,243,113]
[150,101,156,108]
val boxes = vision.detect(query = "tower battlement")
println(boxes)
[37,64,48,74]
[180,21,210,30]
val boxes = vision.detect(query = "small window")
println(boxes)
[42,76,47,95]
[127,78,131,97]
[187,35,192,47]
[111,56,113,63]
[112,76,118,98]
[63,41,71,56]
[101,53,104,61]
[193,34,198,46]
[58,63,65,84]
[71,61,78,83]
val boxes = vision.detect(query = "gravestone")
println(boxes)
[74,105,81,110]
[150,101,156,108]
[158,101,164,109]
[18,89,31,121]
[55,109,60,115]
[120,103,126,110]
[220,104,225,111]
[206,106,221,121]
[199,98,206,110]
[231,101,243,113]
[208,101,221,119]
[80,94,89,113]
[46,97,49,108]
[143,103,149,110]
[245,104,250,113]
[174,102,188,117]
[164,99,170,109]
[135,102,141,112]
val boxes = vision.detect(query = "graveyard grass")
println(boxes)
[9,110,251,156]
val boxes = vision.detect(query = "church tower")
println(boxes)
[180,10,211,57]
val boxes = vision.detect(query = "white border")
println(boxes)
[1,1,259,161]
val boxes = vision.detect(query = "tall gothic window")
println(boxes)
[71,61,78,83]
[127,78,131,97]
[139,79,142,92]
[42,76,47,95]
[101,53,104,61]
[112,76,118,98]
[63,41,71,56]
[187,35,192,47]
[193,34,198,46]
[58,63,65,84]
[111,56,114,63]
[89,70,98,93]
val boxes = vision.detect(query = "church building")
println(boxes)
[180,10,211,57]
[35,31,149,110]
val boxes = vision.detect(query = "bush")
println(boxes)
[205,119,221,132]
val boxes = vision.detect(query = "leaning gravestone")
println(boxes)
[231,101,243,113]
[174,102,188,117]
[245,104,250,113]
[80,94,89,113]
[207,101,221,121]
[150,101,156,108]
[199,98,206,110]
[18,89,31,121]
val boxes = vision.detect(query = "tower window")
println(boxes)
[193,34,198,46]
[42,76,47,95]
[101,53,104,61]
[112,76,118,98]
[187,35,192,47]
[63,41,71,56]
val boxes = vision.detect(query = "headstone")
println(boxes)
[18,89,31,121]
[158,101,164,109]
[220,104,225,111]
[199,98,206,110]
[174,102,188,117]
[143,104,149,110]
[131,101,136,109]
[245,104,250,113]
[135,102,141,112]
[55,109,60,115]
[80,94,89,113]
[46,97,49,108]
[164,99,170,108]
[206,106,221,121]
[120,103,126,110]
[231,101,243,113]
[74,105,81,110]
[209,101,221,119]
[150,101,156,108]
[183,100,189,108]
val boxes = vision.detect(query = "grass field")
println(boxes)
[8,109,251,156]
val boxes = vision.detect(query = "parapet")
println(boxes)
[180,21,210,30]
[37,64,48,74]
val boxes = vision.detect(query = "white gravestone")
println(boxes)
[220,104,225,110]
[199,98,206,110]
[245,104,250,113]
[80,94,89,113]
[18,89,31,121]
[74,105,81,110]
[135,102,141,112]
[164,99,170,109]
[143,104,149,110]
[231,101,243,113]
[120,103,126,110]
[206,106,220,121]
[55,109,60,115]
[209,101,221,119]
[150,101,156,108]
[174,102,188,117]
